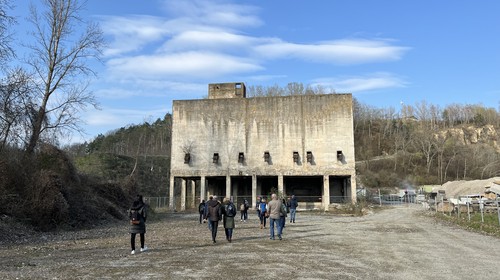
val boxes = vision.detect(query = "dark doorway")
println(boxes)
[329,176,349,203]
[232,176,252,204]
[206,176,226,198]
[284,176,322,202]
[257,176,277,197]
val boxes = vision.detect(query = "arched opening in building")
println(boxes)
[206,176,226,198]
[329,176,351,203]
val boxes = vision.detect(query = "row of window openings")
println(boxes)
[184,151,343,164]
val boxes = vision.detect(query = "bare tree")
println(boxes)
[0,0,15,69]
[0,68,34,150]
[23,0,103,156]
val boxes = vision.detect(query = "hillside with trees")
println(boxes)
[70,84,500,198]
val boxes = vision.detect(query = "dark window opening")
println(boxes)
[213,153,219,163]
[293,151,299,163]
[264,151,270,163]
[306,151,313,163]
[238,152,244,163]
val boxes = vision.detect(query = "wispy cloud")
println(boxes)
[312,73,408,93]
[254,39,410,65]
[99,1,409,81]
[106,51,263,79]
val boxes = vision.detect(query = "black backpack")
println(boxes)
[226,203,236,217]
[130,209,141,225]
[199,203,205,213]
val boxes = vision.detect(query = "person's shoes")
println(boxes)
[290,220,292,223]
[140,247,148,252]
[278,235,282,240]
[293,221,295,223]
[213,240,216,244]
[270,237,274,240]
[229,237,232,243]
[260,224,263,229]
[131,250,135,255]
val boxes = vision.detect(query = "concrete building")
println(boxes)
[169,82,356,211]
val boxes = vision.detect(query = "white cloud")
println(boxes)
[312,73,408,93]
[254,39,410,65]
[162,0,262,28]
[158,30,256,53]
[106,51,263,79]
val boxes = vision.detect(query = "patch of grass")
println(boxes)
[434,212,500,238]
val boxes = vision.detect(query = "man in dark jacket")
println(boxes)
[198,200,206,224]
[204,195,222,243]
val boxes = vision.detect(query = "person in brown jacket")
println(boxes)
[204,195,222,244]
[267,193,284,240]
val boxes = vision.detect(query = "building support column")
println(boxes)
[226,176,231,199]
[252,174,257,210]
[190,180,196,208]
[278,175,284,194]
[323,175,330,211]
[169,176,175,211]
[200,176,206,202]
[350,172,357,203]
[181,179,186,211]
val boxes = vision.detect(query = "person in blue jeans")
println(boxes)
[289,195,298,223]
[267,193,283,240]
[259,198,267,229]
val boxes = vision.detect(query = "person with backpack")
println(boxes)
[240,201,246,222]
[222,197,236,242]
[280,198,288,230]
[243,199,249,221]
[259,198,268,229]
[128,195,148,255]
[204,195,222,244]
[198,199,206,224]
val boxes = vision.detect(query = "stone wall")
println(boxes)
[170,94,355,178]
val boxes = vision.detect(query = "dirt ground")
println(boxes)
[1,205,500,280]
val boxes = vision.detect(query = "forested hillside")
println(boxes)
[354,100,500,190]
[66,115,172,197]
[69,93,500,196]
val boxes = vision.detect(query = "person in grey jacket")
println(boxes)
[129,195,148,255]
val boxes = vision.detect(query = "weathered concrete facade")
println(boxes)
[169,82,356,211]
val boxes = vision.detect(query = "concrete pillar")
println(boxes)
[278,175,284,194]
[226,176,231,199]
[200,176,206,202]
[323,175,330,211]
[190,180,196,208]
[169,176,175,211]
[232,180,238,203]
[252,174,257,210]
[350,172,357,203]
[180,179,186,211]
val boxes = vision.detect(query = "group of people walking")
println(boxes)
[127,193,299,254]
[199,193,299,244]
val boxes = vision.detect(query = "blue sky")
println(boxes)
[11,0,500,144]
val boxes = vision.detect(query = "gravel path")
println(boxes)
[1,205,499,279]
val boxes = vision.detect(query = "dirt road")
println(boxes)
[1,205,499,279]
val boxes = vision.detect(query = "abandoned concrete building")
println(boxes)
[169,82,356,211]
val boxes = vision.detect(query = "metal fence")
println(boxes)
[143,197,169,209]
[144,195,350,210]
